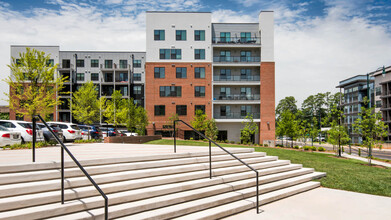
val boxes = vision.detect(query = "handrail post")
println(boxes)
[209,140,212,179]
[61,146,64,204]
[256,171,259,214]
[32,116,36,163]
[104,197,108,220]
[173,121,176,153]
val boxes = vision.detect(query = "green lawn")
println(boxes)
[145,139,391,197]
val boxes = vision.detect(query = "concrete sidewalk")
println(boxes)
[342,153,391,167]
[226,187,391,220]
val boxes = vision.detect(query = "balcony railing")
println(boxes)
[213,56,260,63]
[214,94,260,101]
[214,112,260,119]
[212,37,260,44]
[213,75,260,81]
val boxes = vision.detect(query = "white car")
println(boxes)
[0,120,44,143]
[48,122,82,142]
[0,125,22,147]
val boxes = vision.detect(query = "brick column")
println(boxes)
[260,62,275,145]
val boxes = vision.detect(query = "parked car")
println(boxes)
[37,123,63,142]
[120,131,138,136]
[47,122,82,142]
[99,127,119,137]
[0,120,44,143]
[78,125,102,139]
[0,125,22,147]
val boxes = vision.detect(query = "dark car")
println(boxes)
[37,123,64,142]
[107,128,120,137]
[78,125,102,139]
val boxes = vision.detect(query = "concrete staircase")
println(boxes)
[0,148,325,219]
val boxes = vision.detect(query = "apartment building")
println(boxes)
[337,75,374,144]
[10,45,146,123]
[145,11,275,144]
[373,65,391,142]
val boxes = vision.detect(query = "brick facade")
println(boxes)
[260,62,275,144]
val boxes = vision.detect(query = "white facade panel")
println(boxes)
[259,11,274,62]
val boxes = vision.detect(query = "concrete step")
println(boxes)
[174,181,321,220]
[41,171,323,220]
[0,148,255,174]
[0,155,278,198]
[0,163,303,212]
[0,152,266,185]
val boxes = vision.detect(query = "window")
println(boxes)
[91,59,99,68]
[241,87,252,95]
[133,73,141,81]
[195,86,205,97]
[62,59,70,68]
[220,32,231,42]
[176,30,186,41]
[195,67,205,79]
[160,86,182,97]
[154,30,165,40]
[154,67,165,78]
[240,32,251,42]
[220,106,230,117]
[119,86,128,96]
[91,73,99,81]
[240,51,251,61]
[195,105,205,114]
[46,59,54,67]
[133,60,141,68]
[76,73,84,81]
[118,72,128,81]
[241,105,252,116]
[240,69,251,80]
[176,105,187,116]
[220,87,231,97]
[376,87,382,96]
[119,60,128,69]
[195,30,205,41]
[104,73,113,82]
[376,100,382,108]
[220,51,231,62]
[155,105,165,116]
[176,67,187,78]
[104,60,113,69]
[159,49,181,60]
[134,86,142,95]
[220,69,231,80]
[76,59,84,67]
[195,49,205,60]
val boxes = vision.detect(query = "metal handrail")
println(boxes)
[173,120,260,214]
[32,115,108,220]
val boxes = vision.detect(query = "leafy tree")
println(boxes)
[102,90,123,127]
[353,99,388,165]
[205,118,218,141]
[0,113,9,120]
[276,110,299,147]
[5,48,66,120]
[191,109,208,131]
[133,104,149,135]
[327,121,350,155]
[276,96,297,122]
[241,114,259,144]
[166,113,179,137]
[71,81,100,125]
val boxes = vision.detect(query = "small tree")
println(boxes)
[241,114,259,144]
[276,110,299,147]
[353,100,388,165]
[5,48,66,120]
[191,110,208,131]
[205,118,218,141]
[102,90,123,127]
[71,81,100,125]
[134,105,149,135]
[327,121,350,155]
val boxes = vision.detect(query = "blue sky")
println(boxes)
[1,0,391,106]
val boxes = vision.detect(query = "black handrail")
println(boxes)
[32,115,108,220]
[173,120,260,214]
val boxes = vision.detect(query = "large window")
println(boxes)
[119,60,128,69]
[220,106,230,117]
[62,59,70,68]
[104,60,113,69]
[104,73,113,82]
[195,105,205,114]
[46,59,54,67]
[240,69,251,80]
[241,105,252,116]
[176,105,187,116]
[240,32,251,42]
[160,86,182,97]
[195,86,205,97]
[134,85,142,95]
[76,73,84,81]
[195,49,205,60]
[240,51,251,61]
[154,30,165,40]
[133,73,141,81]
[176,30,186,41]
[119,86,128,96]
[376,100,382,108]
[76,59,84,67]
[176,67,187,78]
[91,59,99,68]
[154,67,165,78]
[376,87,382,96]
[195,67,205,79]
[118,72,128,81]
[195,30,205,41]
[91,73,99,81]
[133,60,141,68]
[220,32,231,42]
[154,105,165,116]
[220,69,231,80]
[159,49,182,60]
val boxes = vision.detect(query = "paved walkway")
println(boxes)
[226,187,391,220]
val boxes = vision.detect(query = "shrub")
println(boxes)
[293,146,300,149]
[230,141,235,144]
[236,142,241,145]
[379,145,383,150]
[224,140,229,143]
[303,146,311,151]
[358,148,361,156]
[318,147,326,152]
[342,147,345,153]
[264,144,268,147]
[189,137,194,140]
[311,146,317,151]
[74,139,102,143]
[202,139,208,142]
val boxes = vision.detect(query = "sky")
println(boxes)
[1,0,391,107]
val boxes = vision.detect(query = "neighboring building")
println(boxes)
[145,11,275,144]
[373,65,391,142]
[337,75,374,144]
[10,45,145,123]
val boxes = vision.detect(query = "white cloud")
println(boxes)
[211,9,257,23]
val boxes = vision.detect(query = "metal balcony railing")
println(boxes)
[214,94,260,101]
[213,75,260,81]
[214,112,260,119]
[213,56,260,63]
[212,37,260,44]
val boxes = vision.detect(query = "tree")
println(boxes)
[191,110,208,131]
[71,81,100,125]
[327,121,350,155]
[205,118,218,141]
[166,113,179,137]
[102,90,123,127]
[276,110,299,147]
[133,104,149,135]
[5,48,66,120]
[241,114,259,144]
[353,99,388,165]
[276,96,297,122]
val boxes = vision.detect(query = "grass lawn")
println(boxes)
[145,139,391,197]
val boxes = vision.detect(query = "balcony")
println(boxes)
[213,56,260,63]
[212,37,260,44]
[58,63,73,71]
[213,94,260,101]
[214,112,260,119]
[213,75,260,81]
